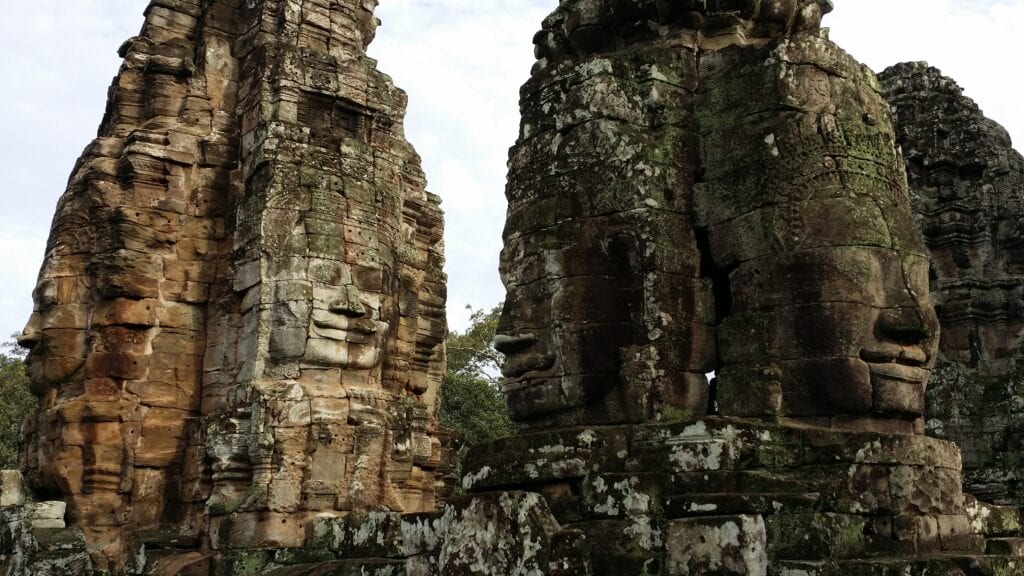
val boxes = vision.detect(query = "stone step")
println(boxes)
[986,537,1024,556]
[964,496,1023,537]
[262,559,406,576]
[772,555,1023,575]
[665,492,820,517]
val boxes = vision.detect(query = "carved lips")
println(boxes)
[860,345,931,415]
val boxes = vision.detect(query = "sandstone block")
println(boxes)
[667,515,768,576]
[0,471,25,508]
[25,501,67,529]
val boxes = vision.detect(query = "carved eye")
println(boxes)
[604,234,637,274]
[34,281,58,310]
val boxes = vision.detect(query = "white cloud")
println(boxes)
[827,0,1024,148]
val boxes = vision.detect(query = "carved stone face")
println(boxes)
[496,57,715,426]
[257,170,400,376]
[714,211,940,421]
[500,1,935,431]
[304,281,392,370]
[497,215,691,424]
[19,273,90,393]
[703,42,941,428]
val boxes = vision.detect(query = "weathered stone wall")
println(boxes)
[14,0,448,572]
[882,62,1024,505]
[496,0,937,436]
[17,3,242,568]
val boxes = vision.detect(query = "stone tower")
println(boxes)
[464,0,1022,573]
[6,1,1024,575]
[883,62,1024,504]
[497,0,936,436]
[14,0,447,572]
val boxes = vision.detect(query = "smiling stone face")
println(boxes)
[305,283,390,370]
[698,36,940,432]
[15,0,449,565]
[251,175,401,379]
[19,275,90,394]
[498,0,937,433]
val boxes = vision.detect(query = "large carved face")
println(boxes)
[499,6,936,431]
[302,258,396,372]
[19,265,90,394]
[258,163,400,377]
[705,58,941,427]
[713,207,940,422]
[496,56,714,427]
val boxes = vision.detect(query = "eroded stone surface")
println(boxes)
[15,0,447,572]
[9,1,1024,575]
[495,0,938,433]
[881,62,1024,505]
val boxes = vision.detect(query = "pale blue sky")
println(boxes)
[0,0,1021,342]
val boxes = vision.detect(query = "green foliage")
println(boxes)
[440,305,513,452]
[0,338,35,470]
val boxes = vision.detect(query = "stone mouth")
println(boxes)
[860,346,929,368]
[864,360,930,385]
[501,352,556,380]
[312,316,378,341]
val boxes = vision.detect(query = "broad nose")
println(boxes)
[18,313,42,351]
[875,307,936,348]
[328,285,368,317]
[493,303,530,354]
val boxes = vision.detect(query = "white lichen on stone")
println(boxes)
[690,502,718,513]
[462,466,493,490]
[854,440,883,463]
[577,430,598,447]
[624,515,663,551]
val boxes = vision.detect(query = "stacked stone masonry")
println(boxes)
[6,0,448,573]
[881,62,1024,506]
[6,0,1024,575]
[496,0,938,436]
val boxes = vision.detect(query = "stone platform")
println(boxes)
[450,418,1021,575]
[6,417,1024,574]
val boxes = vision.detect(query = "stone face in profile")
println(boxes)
[497,0,938,432]
[17,0,447,571]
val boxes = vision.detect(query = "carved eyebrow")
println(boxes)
[33,280,58,307]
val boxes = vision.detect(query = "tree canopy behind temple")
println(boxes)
[0,339,35,470]
[440,305,512,453]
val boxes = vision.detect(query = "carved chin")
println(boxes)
[867,363,929,416]
[26,357,85,393]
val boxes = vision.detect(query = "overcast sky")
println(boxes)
[0,0,1021,344]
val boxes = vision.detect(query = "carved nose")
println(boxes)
[876,307,933,346]
[493,333,537,355]
[18,315,41,351]
[17,331,39,350]
[328,298,366,318]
